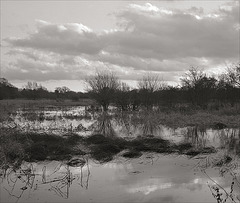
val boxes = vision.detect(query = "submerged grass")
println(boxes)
[85,134,126,162]
[0,128,221,168]
[82,133,220,162]
[0,128,85,168]
[122,150,142,158]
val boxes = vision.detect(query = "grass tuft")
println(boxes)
[122,150,142,158]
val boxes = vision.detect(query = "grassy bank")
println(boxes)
[0,129,219,169]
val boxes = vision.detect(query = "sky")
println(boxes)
[1,0,239,92]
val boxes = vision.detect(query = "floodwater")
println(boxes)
[1,106,240,203]
[1,153,240,203]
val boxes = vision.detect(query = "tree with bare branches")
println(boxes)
[138,73,166,108]
[181,67,205,89]
[115,82,131,111]
[225,63,240,87]
[181,67,217,106]
[85,72,120,111]
[138,74,165,93]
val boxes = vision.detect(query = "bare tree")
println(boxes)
[181,67,205,89]
[85,71,120,111]
[225,63,240,87]
[138,73,166,108]
[138,74,165,93]
[115,82,131,111]
[181,66,217,106]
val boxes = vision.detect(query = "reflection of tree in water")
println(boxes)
[1,158,90,202]
[218,129,240,156]
[131,111,161,136]
[114,111,162,137]
[183,127,240,156]
[94,112,116,137]
[182,127,240,202]
[114,112,133,136]
[183,126,207,148]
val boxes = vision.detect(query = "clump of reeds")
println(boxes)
[84,134,126,162]
[83,132,218,163]
[0,129,85,169]
[0,127,221,168]
[122,150,142,158]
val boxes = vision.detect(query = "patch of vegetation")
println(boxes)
[213,155,233,167]
[83,133,218,162]
[127,136,176,153]
[177,143,193,153]
[0,128,221,168]
[133,110,240,129]
[0,128,85,169]
[122,150,142,158]
[176,142,217,157]
[84,134,126,162]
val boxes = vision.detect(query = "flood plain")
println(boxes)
[0,104,240,203]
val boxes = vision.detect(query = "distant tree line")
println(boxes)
[85,63,240,111]
[0,81,89,100]
[1,63,239,111]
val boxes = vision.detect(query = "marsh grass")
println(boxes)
[129,109,240,129]
[0,129,85,169]
[0,99,95,108]
[122,150,142,158]
[1,127,221,168]
[1,101,239,167]
[193,149,240,203]
[0,133,238,168]
[128,135,175,153]
[93,112,117,137]
[84,134,126,162]
[83,133,220,162]
[2,99,240,130]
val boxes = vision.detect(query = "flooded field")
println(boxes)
[1,154,240,203]
[1,105,240,203]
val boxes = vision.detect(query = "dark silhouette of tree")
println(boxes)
[115,82,131,111]
[225,63,240,87]
[0,78,18,99]
[21,81,48,99]
[181,67,219,107]
[181,67,205,89]
[138,74,166,108]
[181,67,205,105]
[216,65,240,106]
[86,72,120,111]
[156,86,181,107]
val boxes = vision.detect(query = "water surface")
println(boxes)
[1,153,239,203]
[1,105,240,202]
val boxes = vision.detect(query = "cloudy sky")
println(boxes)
[1,1,239,91]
